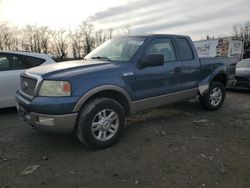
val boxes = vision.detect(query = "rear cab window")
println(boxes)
[176,37,194,61]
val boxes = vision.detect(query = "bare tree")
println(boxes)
[95,29,107,46]
[122,25,131,36]
[21,25,37,52]
[19,25,50,53]
[0,22,12,50]
[232,21,250,42]
[233,23,242,37]
[9,26,20,51]
[69,30,82,59]
[232,21,250,58]
[51,29,68,60]
[205,34,215,40]
[23,25,34,51]
[0,20,132,57]
[0,23,6,50]
[108,27,114,39]
[39,26,51,54]
[79,22,95,55]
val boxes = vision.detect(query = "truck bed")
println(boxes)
[199,57,237,82]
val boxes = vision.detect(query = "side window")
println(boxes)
[0,54,26,71]
[9,55,27,70]
[0,54,45,71]
[0,55,10,71]
[176,38,194,60]
[146,38,176,62]
[17,55,45,68]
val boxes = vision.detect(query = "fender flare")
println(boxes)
[73,85,132,112]
[199,65,227,96]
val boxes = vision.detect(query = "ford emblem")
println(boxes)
[23,81,29,90]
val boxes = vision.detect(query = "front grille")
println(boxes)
[20,76,38,98]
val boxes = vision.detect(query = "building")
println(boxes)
[194,37,244,62]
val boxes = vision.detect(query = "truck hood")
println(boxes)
[26,60,111,78]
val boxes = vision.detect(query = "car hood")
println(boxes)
[236,67,250,77]
[26,60,113,78]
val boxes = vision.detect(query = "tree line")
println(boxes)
[0,21,131,61]
[1,20,249,60]
[232,21,250,59]
[205,21,250,41]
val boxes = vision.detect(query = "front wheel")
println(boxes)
[199,81,226,111]
[75,98,125,149]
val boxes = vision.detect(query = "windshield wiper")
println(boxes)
[91,56,111,61]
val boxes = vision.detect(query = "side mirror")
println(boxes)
[138,54,164,69]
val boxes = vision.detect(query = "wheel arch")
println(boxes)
[199,65,228,96]
[211,73,227,86]
[73,85,132,115]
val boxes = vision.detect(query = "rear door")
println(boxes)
[0,54,25,107]
[0,53,45,108]
[174,37,200,90]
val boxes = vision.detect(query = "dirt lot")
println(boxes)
[0,90,250,188]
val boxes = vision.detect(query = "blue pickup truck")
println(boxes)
[16,34,236,149]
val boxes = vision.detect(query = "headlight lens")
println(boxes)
[39,80,71,97]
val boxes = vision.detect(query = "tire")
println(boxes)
[199,81,226,111]
[75,97,125,149]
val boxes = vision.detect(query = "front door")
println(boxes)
[134,37,181,100]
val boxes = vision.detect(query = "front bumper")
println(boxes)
[17,103,78,133]
[16,91,78,133]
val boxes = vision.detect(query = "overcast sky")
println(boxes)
[0,0,249,40]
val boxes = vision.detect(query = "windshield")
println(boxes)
[85,37,145,62]
[237,59,250,68]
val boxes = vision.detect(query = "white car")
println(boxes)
[235,58,250,89]
[0,51,56,108]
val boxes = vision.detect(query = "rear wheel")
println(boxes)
[75,98,125,149]
[199,81,225,111]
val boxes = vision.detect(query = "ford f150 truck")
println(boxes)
[16,34,236,149]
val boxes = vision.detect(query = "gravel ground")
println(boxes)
[0,90,250,188]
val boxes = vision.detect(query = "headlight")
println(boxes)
[39,80,71,97]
